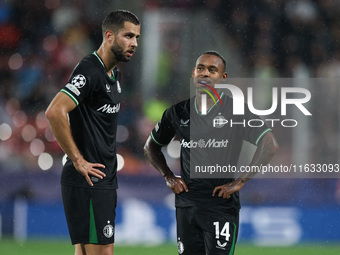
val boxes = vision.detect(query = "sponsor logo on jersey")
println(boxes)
[180,119,190,127]
[213,114,227,128]
[65,83,81,96]
[71,74,86,88]
[180,138,229,148]
[117,81,121,93]
[97,103,120,114]
[103,221,114,238]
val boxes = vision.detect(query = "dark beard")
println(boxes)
[111,41,130,62]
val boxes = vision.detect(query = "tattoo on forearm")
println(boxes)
[239,133,278,180]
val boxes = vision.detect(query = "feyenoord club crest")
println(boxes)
[177,239,184,254]
[213,113,227,128]
[103,221,114,238]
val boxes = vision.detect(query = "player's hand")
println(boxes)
[73,158,106,186]
[212,180,245,199]
[164,173,188,194]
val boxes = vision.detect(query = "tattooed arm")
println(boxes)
[144,136,188,194]
[212,131,279,199]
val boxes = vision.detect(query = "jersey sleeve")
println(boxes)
[242,106,272,146]
[60,61,96,106]
[150,107,176,146]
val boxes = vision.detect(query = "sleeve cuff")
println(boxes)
[150,131,169,147]
[60,89,79,106]
[255,128,272,145]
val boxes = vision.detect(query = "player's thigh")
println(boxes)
[200,210,239,255]
[90,189,117,244]
[84,243,114,255]
[176,207,205,255]
[61,185,91,244]
[61,186,117,245]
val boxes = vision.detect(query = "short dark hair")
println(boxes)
[202,50,226,72]
[102,10,140,35]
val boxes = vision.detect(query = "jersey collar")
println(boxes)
[194,92,225,115]
[93,51,115,81]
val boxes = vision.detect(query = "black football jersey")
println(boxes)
[60,51,122,189]
[151,93,271,212]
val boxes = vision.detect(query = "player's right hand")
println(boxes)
[164,173,188,194]
[73,158,106,186]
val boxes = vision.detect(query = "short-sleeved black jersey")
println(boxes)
[151,93,271,212]
[60,51,122,189]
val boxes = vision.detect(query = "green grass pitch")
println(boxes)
[1,239,340,255]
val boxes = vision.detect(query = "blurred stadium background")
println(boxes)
[1,0,340,253]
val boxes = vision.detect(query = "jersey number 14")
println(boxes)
[214,222,230,241]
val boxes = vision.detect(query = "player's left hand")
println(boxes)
[164,173,188,194]
[212,180,245,199]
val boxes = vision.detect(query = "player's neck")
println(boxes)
[96,46,118,75]
[196,92,216,112]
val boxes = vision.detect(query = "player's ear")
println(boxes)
[223,72,228,79]
[192,68,195,77]
[105,30,115,44]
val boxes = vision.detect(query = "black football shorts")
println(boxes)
[176,206,239,255]
[61,185,117,245]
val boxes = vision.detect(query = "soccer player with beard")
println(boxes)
[144,51,279,254]
[45,10,140,255]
